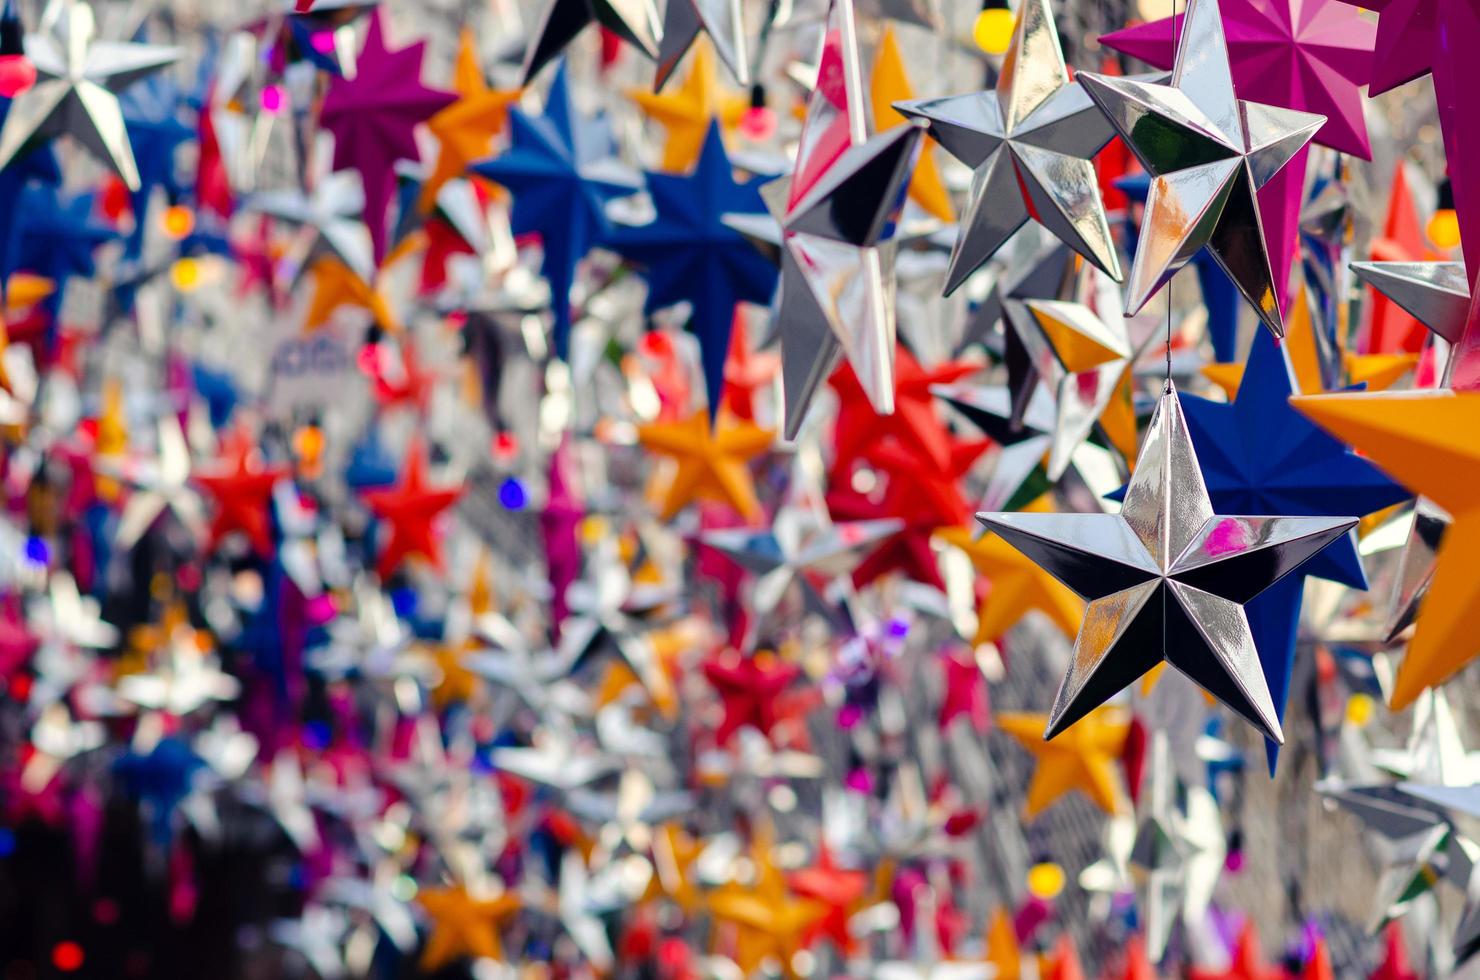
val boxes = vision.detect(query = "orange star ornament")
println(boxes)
[419,30,518,212]
[637,410,773,521]
[706,828,823,975]
[996,708,1129,818]
[1291,388,1480,709]
[869,27,954,222]
[417,883,521,971]
[628,41,747,172]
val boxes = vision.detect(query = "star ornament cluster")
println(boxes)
[980,384,1355,744]
[1077,0,1325,338]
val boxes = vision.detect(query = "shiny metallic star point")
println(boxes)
[979,385,1356,743]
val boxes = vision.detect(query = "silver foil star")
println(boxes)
[1351,261,1471,347]
[771,0,925,438]
[698,514,902,620]
[979,384,1355,743]
[894,0,1122,294]
[0,0,180,191]
[654,0,748,90]
[1076,0,1324,337]
[521,0,662,84]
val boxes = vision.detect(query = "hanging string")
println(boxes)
[1164,0,1178,394]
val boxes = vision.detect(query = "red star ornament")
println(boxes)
[829,343,975,476]
[787,845,869,954]
[827,432,988,589]
[359,437,463,579]
[196,428,288,556]
[701,649,801,746]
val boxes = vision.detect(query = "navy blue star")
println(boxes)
[609,122,776,419]
[1181,330,1410,769]
[0,98,61,303]
[9,185,118,324]
[470,62,639,360]
[113,736,205,847]
[120,74,196,261]
[1116,171,1242,362]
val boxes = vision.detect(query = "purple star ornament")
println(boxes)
[320,12,456,263]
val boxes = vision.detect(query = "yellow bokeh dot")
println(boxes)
[1027,861,1065,900]
[1428,209,1461,250]
[973,8,1016,55]
[1346,693,1374,727]
[170,257,201,292]
[160,205,194,240]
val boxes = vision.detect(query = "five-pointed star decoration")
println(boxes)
[1341,261,1470,644]
[893,0,1121,295]
[417,29,519,214]
[196,429,290,557]
[980,384,1356,744]
[319,11,454,263]
[609,123,777,418]
[1340,0,1480,290]
[417,882,521,971]
[1100,0,1377,316]
[636,409,774,522]
[1075,0,1325,339]
[471,62,641,360]
[520,0,662,85]
[629,41,747,173]
[997,707,1130,818]
[699,512,903,621]
[0,0,179,193]
[1292,383,1480,711]
[654,0,749,92]
[1178,330,1410,770]
[770,0,925,439]
[1003,296,1143,479]
[705,828,824,975]
[359,437,464,580]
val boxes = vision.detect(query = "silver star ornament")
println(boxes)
[894,0,1122,294]
[1075,0,1325,337]
[771,0,925,439]
[978,384,1355,743]
[654,0,749,91]
[0,0,180,192]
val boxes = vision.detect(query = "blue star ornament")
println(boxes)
[470,62,639,360]
[610,122,777,418]
[9,185,117,319]
[120,74,196,260]
[1180,330,1410,769]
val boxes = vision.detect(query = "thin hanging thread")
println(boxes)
[1164,0,1177,394]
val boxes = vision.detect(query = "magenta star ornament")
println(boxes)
[319,11,455,263]
[1339,0,1480,289]
[1102,0,1374,315]
[1102,0,1375,159]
